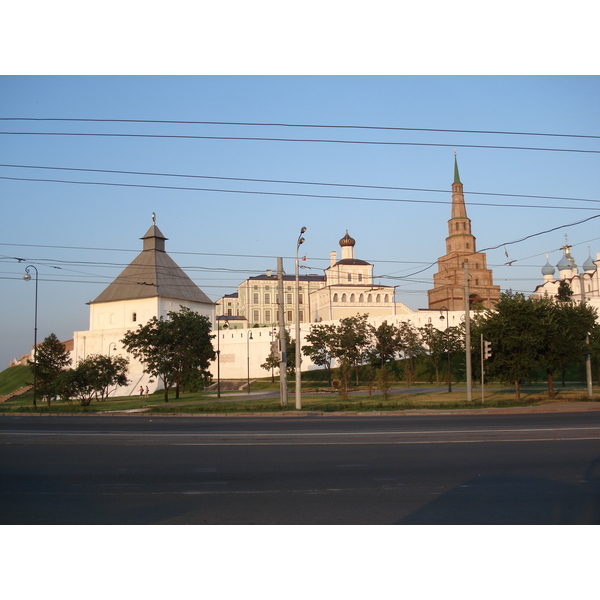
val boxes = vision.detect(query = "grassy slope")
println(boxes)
[0,365,31,395]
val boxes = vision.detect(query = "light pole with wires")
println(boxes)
[23,265,39,410]
[216,316,229,398]
[246,329,253,393]
[439,306,452,393]
[295,227,306,410]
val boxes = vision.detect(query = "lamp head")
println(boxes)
[23,273,31,282]
[298,237,305,245]
[300,227,307,234]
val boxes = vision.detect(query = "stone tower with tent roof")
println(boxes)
[72,216,215,396]
[428,156,501,311]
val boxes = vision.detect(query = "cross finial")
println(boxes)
[152,212,156,225]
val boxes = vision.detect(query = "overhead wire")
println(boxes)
[1,130,598,154]
[0,162,598,205]
[1,117,598,140]
[0,174,598,211]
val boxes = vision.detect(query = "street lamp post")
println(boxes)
[246,330,253,393]
[439,306,452,393]
[23,265,39,410]
[216,316,229,398]
[108,342,117,357]
[295,227,306,410]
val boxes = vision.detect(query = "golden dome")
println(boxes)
[339,230,356,247]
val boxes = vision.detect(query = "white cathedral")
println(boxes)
[531,242,600,311]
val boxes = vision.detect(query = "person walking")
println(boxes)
[139,386,144,396]
[145,386,149,398]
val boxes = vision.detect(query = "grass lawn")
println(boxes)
[1,380,599,414]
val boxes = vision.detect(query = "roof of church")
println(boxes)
[91,223,214,305]
[333,258,371,266]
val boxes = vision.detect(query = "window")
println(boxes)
[350,294,355,302]
[264,293,271,304]
[299,294,303,304]
[254,285,259,290]
[276,293,280,304]
[333,293,339,302]
[341,293,347,302]
[358,274,363,282]
[253,309,259,322]
[286,293,293,305]
[367,294,372,302]
[299,311,304,321]
[376,294,381,303]
[265,310,271,323]
[384,295,389,303]
[347,273,352,282]
[253,292,259,304]
[359,294,364,302]
[287,310,293,322]
[227,309,232,316]
[132,312,137,322]
[466,243,470,249]
[463,222,466,230]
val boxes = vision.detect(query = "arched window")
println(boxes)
[384,294,389,303]
[350,294,355,302]
[341,293,347,302]
[376,294,381,303]
[333,293,339,302]
[367,294,372,302]
[359,294,364,302]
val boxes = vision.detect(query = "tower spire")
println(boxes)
[453,149,461,184]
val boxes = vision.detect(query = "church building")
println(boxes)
[428,157,500,311]
[531,242,600,311]
[309,231,411,321]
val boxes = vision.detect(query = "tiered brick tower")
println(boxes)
[428,157,500,311]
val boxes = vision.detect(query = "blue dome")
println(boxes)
[542,261,555,276]
[557,253,574,272]
[583,255,597,272]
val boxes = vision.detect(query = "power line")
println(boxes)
[1,163,597,205]
[1,174,597,211]
[2,117,598,140]
[1,131,598,154]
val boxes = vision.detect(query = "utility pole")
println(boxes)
[464,262,472,402]
[277,257,288,407]
[295,227,306,410]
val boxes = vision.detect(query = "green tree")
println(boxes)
[397,321,423,387]
[473,292,549,401]
[121,306,215,402]
[62,354,130,406]
[302,323,337,385]
[261,348,279,383]
[419,323,446,384]
[31,333,71,405]
[369,320,403,368]
[538,299,598,398]
[331,314,371,395]
[556,279,574,302]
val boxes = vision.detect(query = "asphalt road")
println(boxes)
[2,412,600,524]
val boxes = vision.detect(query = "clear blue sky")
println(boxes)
[1,75,599,367]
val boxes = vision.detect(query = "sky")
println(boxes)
[1,75,599,368]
